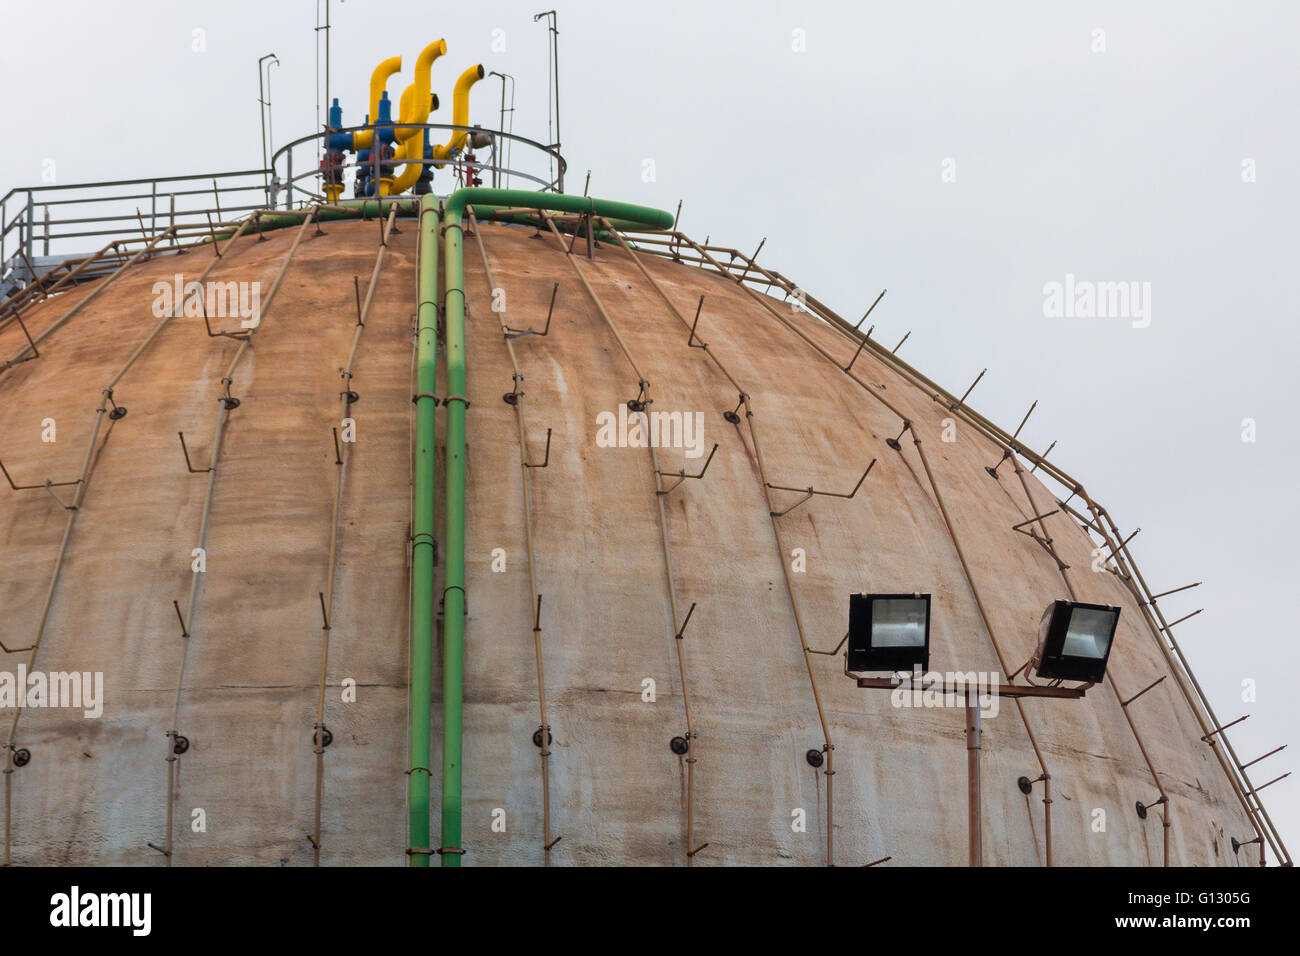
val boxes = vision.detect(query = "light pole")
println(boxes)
[845,595,1117,865]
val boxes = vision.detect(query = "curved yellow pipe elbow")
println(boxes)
[433,64,485,164]
[389,40,448,194]
[354,55,402,150]
[399,39,446,142]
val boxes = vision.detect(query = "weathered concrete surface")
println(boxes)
[0,218,1254,865]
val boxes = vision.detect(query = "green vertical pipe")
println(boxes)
[408,192,440,865]
[437,189,672,866]
[439,206,468,867]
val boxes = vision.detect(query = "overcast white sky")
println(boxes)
[2,0,1296,854]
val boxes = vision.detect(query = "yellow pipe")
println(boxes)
[353,55,402,150]
[398,40,446,144]
[387,40,447,195]
[433,64,485,167]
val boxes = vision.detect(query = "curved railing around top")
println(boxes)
[269,123,567,208]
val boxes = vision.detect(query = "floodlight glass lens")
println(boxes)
[872,598,927,647]
[1062,607,1116,660]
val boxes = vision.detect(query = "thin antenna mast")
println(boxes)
[533,11,561,192]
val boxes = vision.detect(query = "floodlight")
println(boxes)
[847,593,931,672]
[1032,601,1120,683]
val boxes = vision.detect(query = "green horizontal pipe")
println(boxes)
[206,200,420,242]
[435,189,671,867]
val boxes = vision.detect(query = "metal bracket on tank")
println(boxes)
[523,428,552,469]
[686,295,708,349]
[172,600,191,638]
[0,456,83,500]
[765,459,876,518]
[505,282,557,339]
[177,432,211,474]
[656,444,718,496]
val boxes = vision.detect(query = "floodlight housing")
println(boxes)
[848,593,931,672]
[1033,600,1120,683]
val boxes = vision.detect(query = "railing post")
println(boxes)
[42,203,50,257]
[151,179,157,235]
[24,191,33,265]
[286,150,293,209]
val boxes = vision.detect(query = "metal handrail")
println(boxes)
[1,169,268,291]
[270,121,567,206]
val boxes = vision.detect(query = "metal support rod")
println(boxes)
[952,368,986,411]
[1202,715,1249,741]
[1161,608,1204,632]
[172,600,190,638]
[1012,510,1060,533]
[966,691,982,867]
[1010,400,1037,445]
[310,203,398,866]
[1121,675,1167,707]
[158,206,320,867]
[1246,773,1290,796]
[854,289,887,331]
[466,206,559,863]
[735,238,765,283]
[1240,745,1286,770]
[1145,581,1201,603]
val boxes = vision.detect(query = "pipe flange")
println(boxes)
[12,747,31,768]
[805,748,824,768]
[669,736,689,756]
